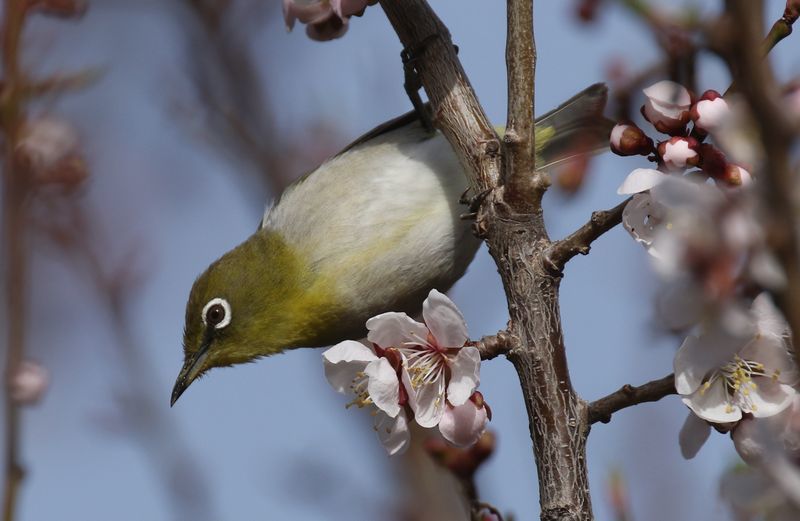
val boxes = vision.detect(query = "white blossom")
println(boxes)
[675,294,797,425]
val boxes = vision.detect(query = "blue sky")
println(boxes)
[6,1,800,520]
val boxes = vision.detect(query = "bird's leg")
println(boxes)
[400,37,459,134]
[459,187,493,221]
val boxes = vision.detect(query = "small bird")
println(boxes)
[171,84,612,405]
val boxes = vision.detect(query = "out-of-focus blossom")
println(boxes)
[675,294,797,426]
[720,464,800,521]
[621,192,666,257]
[610,122,653,156]
[617,167,667,195]
[721,164,753,187]
[641,80,692,135]
[732,394,800,465]
[9,360,49,405]
[15,116,88,188]
[283,0,373,41]
[691,90,729,134]
[658,136,699,170]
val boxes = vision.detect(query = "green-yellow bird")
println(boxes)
[171,84,612,405]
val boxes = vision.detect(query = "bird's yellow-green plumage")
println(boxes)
[171,84,612,405]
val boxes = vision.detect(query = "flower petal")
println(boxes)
[439,400,488,447]
[446,346,481,406]
[422,289,469,348]
[364,358,401,418]
[752,292,790,340]
[643,80,691,109]
[367,312,429,348]
[617,168,666,195]
[374,409,410,456]
[682,380,742,423]
[746,380,795,418]
[679,412,711,459]
[674,321,745,395]
[402,367,446,428]
[322,340,376,394]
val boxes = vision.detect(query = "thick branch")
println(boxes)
[380,1,593,518]
[588,374,676,425]
[504,0,543,211]
[723,0,800,371]
[546,198,629,272]
[379,0,501,195]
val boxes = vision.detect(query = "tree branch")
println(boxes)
[472,331,518,360]
[722,0,800,371]
[378,0,501,196]
[380,2,594,518]
[504,0,543,211]
[2,2,32,520]
[546,198,630,273]
[588,374,676,425]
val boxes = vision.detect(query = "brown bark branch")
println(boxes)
[2,2,31,520]
[546,198,630,273]
[722,0,800,372]
[378,0,501,196]
[504,0,544,211]
[472,331,518,360]
[380,1,593,519]
[588,374,676,425]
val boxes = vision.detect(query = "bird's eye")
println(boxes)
[202,297,231,329]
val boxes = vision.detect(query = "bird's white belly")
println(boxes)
[263,122,480,318]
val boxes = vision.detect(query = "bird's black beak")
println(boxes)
[171,339,211,407]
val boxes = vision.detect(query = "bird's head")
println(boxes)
[171,230,335,405]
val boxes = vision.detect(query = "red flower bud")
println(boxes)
[610,122,654,156]
[697,143,728,179]
[657,136,700,170]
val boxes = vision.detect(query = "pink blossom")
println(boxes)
[283,0,371,41]
[658,136,699,170]
[9,361,49,406]
[641,80,692,135]
[691,90,729,133]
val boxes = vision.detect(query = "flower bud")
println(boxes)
[720,164,752,187]
[9,361,49,406]
[690,90,729,134]
[610,122,653,156]
[657,136,699,170]
[641,80,692,135]
[784,81,800,120]
[697,143,728,179]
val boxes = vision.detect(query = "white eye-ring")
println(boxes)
[202,297,231,329]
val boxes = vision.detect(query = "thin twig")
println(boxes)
[471,331,518,360]
[2,2,31,520]
[761,0,799,54]
[504,0,542,211]
[588,374,676,425]
[546,198,630,273]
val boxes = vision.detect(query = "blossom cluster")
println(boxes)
[323,290,490,455]
[613,81,799,467]
[283,0,376,41]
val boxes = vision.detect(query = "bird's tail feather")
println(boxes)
[533,83,614,170]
